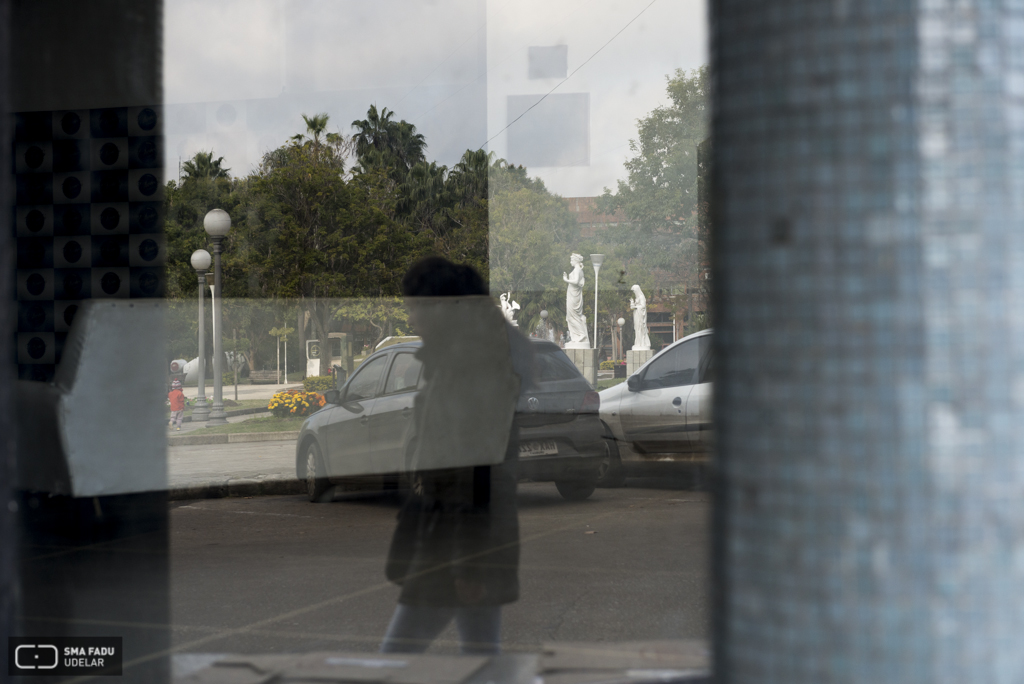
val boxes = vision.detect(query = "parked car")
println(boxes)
[599,329,713,466]
[296,339,612,502]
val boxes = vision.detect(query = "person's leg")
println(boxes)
[380,604,455,653]
[455,606,502,655]
[175,410,184,429]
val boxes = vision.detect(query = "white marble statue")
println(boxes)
[629,284,651,351]
[499,292,520,326]
[563,253,591,348]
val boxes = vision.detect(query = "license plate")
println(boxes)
[519,440,558,457]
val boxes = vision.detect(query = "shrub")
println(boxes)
[303,375,335,392]
[599,360,627,370]
[268,390,326,417]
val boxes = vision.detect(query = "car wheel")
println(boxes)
[305,442,331,503]
[595,434,626,489]
[555,479,597,501]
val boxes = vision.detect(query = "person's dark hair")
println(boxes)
[401,257,487,297]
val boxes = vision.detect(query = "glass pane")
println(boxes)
[384,352,422,394]
[345,355,387,401]
[644,338,699,388]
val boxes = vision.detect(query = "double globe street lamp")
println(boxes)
[203,208,231,425]
[190,248,212,422]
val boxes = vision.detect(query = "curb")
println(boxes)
[169,431,300,447]
[169,475,305,501]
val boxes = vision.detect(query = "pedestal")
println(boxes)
[563,348,597,388]
[626,349,654,377]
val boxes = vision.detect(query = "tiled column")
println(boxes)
[713,1,1024,681]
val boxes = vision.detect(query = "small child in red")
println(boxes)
[168,379,186,431]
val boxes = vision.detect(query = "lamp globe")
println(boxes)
[203,208,231,237]
[191,249,212,271]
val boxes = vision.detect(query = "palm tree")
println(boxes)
[181,151,230,181]
[351,105,426,176]
[287,113,349,171]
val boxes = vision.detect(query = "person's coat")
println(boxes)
[385,297,533,607]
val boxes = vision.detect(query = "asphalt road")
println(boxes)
[169,477,709,657]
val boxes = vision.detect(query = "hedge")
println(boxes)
[303,375,335,392]
[599,360,627,370]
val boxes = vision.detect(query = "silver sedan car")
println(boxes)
[599,329,713,469]
[296,340,611,502]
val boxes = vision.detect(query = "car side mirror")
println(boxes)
[324,389,341,405]
[626,375,640,392]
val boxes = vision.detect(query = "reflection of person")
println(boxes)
[168,379,186,431]
[629,284,651,351]
[380,257,532,655]
[563,253,590,348]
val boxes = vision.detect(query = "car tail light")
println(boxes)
[581,390,600,413]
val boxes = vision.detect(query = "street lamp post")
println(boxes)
[204,208,231,425]
[590,254,604,352]
[617,317,626,362]
[190,249,212,422]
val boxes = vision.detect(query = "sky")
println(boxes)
[162,0,707,197]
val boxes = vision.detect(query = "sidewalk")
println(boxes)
[182,382,303,402]
[168,438,301,500]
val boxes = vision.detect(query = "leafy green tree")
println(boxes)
[592,66,710,339]
[598,65,709,233]
[333,297,409,351]
[236,114,415,375]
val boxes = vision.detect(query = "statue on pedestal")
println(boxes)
[563,253,590,348]
[499,292,520,326]
[630,284,651,351]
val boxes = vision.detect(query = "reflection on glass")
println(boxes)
[11,1,712,679]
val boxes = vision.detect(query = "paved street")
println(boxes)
[168,480,709,656]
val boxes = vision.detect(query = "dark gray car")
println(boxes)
[295,340,612,501]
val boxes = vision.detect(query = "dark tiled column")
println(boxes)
[10,2,168,682]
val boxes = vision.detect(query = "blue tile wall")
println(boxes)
[713,0,1024,681]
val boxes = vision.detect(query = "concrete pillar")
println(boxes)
[563,348,597,388]
[626,349,653,378]
[713,1,1024,681]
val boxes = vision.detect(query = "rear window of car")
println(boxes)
[534,349,582,382]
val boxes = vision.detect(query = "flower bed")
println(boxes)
[268,390,326,417]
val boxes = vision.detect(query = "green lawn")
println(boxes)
[596,378,626,391]
[190,415,307,435]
